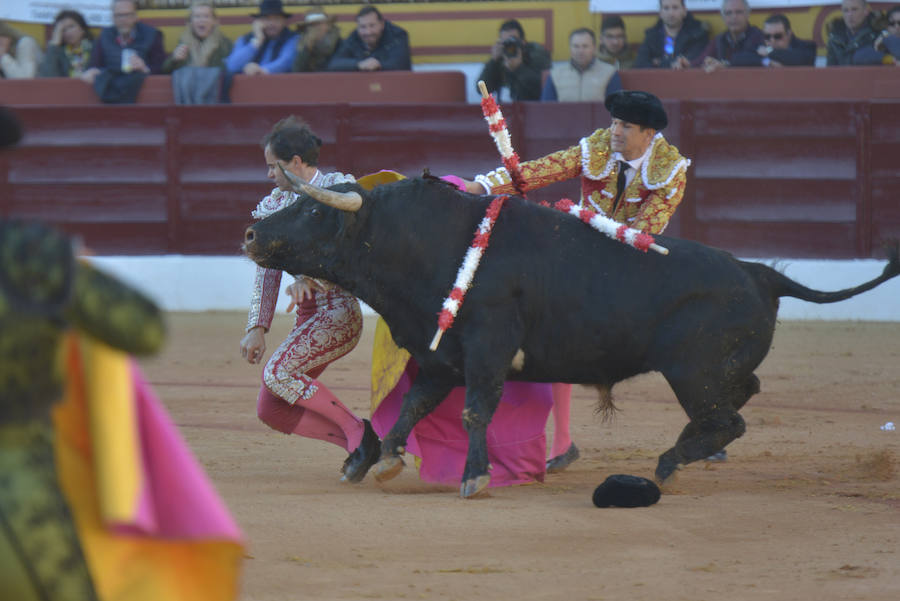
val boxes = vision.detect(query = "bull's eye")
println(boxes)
[309,207,321,218]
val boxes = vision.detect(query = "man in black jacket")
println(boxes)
[827,0,883,65]
[477,19,552,101]
[732,14,817,67]
[327,5,410,71]
[634,0,709,69]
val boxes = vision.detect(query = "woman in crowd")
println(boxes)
[0,22,42,79]
[162,0,233,73]
[39,10,94,78]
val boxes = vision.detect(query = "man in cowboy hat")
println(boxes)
[461,90,698,472]
[292,8,341,72]
[225,0,298,75]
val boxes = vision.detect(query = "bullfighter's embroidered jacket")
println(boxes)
[246,170,355,332]
[475,129,690,234]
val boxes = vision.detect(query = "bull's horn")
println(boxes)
[279,165,362,212]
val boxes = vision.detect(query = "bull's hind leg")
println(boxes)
[373,371,454,482]
[655,372,759,482]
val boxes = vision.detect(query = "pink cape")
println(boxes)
[372,359,553,487]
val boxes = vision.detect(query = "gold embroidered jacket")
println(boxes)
[475,129,690,234]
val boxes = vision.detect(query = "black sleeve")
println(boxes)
[770,40,817,66]
[634,38,656,69]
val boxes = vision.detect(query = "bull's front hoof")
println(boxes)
[373,455,405,482]
[654,453,682,484]
[341,419,381,483]
[460,475,491,499]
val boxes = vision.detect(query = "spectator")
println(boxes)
[854,4,900,64]
[225,0,298,75]
[81,0,165,103]
[542,28,622,102]
[38,10,94,78]
[163,0,232,73]
[477,18,552,101]
[597,15,635,69]
[693,0,764,72]
[0,22,43,79]
[827,0,887,65]
[732,14,817,67]
[853,4,900,65]
[292,9,341,72]
[327,6,411,71]
[163,0,232,105]
[634,0,709,69]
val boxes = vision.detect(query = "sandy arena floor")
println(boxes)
[139,312,899,601]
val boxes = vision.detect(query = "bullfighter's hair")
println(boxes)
[261,116,322,167]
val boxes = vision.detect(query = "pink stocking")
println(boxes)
[256,381,364,452]
[550,383,573,457]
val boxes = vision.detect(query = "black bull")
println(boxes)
[243,177,900,498]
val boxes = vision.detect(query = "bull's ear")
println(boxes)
[279,165,363,212]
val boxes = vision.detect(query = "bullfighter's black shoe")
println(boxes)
[546,443,580,473]
[341,419,381,483]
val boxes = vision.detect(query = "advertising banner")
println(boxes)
[0,1,113,27]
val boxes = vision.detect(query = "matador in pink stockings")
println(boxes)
[239,116,380,483]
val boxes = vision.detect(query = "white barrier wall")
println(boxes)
[89,255,900,321]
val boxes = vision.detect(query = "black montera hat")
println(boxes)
[592,474,662,508]
[604,90,668,131]
[0,106,23,149]
[252,0,290,18]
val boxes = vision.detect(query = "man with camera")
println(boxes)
[478,19,552,102]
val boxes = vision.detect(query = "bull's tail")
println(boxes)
[751,240,900,304]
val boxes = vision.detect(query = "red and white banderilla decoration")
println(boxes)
[429,194,508,351]
[429,82,520,351]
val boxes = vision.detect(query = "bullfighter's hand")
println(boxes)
[460,179,487,194]
[240,327,266,364]
[285,278,320,313]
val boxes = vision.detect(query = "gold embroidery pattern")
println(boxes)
[475,128,690,234]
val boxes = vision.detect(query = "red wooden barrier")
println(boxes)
[0,71,467,106]
[2,69,899,259]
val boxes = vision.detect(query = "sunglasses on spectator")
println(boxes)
[763,33,785,40]
[889,20,900,27]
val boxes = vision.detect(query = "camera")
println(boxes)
[502,37,524,58]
